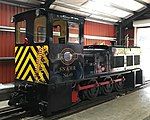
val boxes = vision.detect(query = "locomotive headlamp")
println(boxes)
[60,48,78,65]
[64,52,73,62]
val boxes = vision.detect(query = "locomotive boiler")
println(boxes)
[8,8,143,116]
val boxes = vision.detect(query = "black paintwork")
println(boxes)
[9,8,143,116]
[49,44,84,82]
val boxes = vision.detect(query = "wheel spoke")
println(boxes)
[83,79,99,100]
[101,77,113,95]
[115,76,124,91]
[115,81,124,91]
[102,84,113,95]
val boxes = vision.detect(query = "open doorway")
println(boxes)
[137,28,150,82]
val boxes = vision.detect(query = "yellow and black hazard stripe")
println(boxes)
[15,45,49,84]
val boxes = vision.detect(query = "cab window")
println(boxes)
[34,16,46,43]
[16,20,26,44]
[53,20,67,44]
[68,22,79,44]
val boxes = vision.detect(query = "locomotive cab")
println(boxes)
[9,8,85,115]
[13,8,84,84]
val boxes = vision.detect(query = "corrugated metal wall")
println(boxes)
[0,3,26,26]
[84,21,115,45]
[0,3,116,84]
[0,32,14,57]
[84,21,115,36]
[0,3,27,83]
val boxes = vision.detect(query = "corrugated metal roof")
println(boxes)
[0,0,150,24]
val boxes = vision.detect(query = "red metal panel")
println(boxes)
[6,4,9,26]
[84,20,115,46]
[108,25,115,37]
[0,31,15,83]
[0,4,1,25]
[0,32,15,57]
[0,32,15,83]
[0,62,15,83]
[84,21,87,34]
[0,3,27,26]
[84,20,115,37]
[1,4,5,26]
[0,3,27,83]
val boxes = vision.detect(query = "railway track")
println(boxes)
[39,84,148,120]
[0,106,26,120]
[0,83,148,120]
[3,91,122,120]
[24,88,134,120]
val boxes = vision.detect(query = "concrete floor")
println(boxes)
[1,85,150,120]
[60,85,150,120]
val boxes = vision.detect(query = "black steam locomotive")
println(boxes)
[8,8,143,116]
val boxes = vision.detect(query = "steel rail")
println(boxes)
[0,106,24,120]
[0,82,148,120]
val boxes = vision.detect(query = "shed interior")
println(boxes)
[0,0,150,83]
